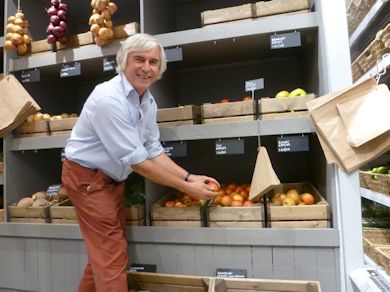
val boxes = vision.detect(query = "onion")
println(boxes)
[58,3,68,11]
[59,20,67,30]
[46,22,55,33]
[50,15,60,25]
[47,34,57,44]
[53,25,64,37]
[51,0,59,7]
[47,6,57,16]
[57,9,67,20]
[59,36,67,45]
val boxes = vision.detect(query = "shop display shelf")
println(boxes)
[361,187,390,208]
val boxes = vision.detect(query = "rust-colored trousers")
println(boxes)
[62,159,128,292]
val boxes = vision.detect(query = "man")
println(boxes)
[61,33,219,292]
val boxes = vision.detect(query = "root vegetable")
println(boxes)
[47,34,57,44]
[33,199,49,207]
[22,34,31,44]
[15,12,25,19]
[90,23,101,34]
[11,33,23,45]
[8,16,16,23]
[4,40,16,50]
[34,112,44,121]
[32,191,49,201]
[107,2,117,14]
[17,197,34,207]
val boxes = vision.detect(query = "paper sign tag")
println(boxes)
[216,268,247,278]
[163,142,187,157]
[128,263,157,273]
[350,268,390,291]
[270,31,301,49]
[216,139,244,155]
[20,69,40,83]
[46,184,62,197]
[245,78,264,92]
[61,148,66,162]
[103,57,116,72]
[165,47,183,62]
[277,135,309,152]
[60,62,81,78]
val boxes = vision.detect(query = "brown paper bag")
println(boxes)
[249,146,280,200]
[0,74,40,137]
[336,83,390,147]
[307,78,390,172]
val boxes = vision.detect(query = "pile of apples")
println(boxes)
[217,96,252,103]
[46,0,68,46]
[270,188,315,206]
[89,0,118,46]
[211,182,257,207]
[275,88,307,98]
[164,193,206,208]
[4,10,31,56]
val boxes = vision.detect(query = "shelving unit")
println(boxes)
[0,1,363,291]
[361,188,390,207]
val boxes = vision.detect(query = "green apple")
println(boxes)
[275,90,290,98]
[289,88,307,97]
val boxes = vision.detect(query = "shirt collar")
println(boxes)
[120,73,153,107]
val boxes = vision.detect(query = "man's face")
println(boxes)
[123,46,161,97]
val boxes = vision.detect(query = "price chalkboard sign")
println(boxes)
[165,47,183,62]
[46,184,62,197]
[245,78,264,92]
[277,135,309,152]
[216,268,247,278]
[215,139,244,155]
[128,263,157,273]
[20,69,40,83]
[60,62,81,78]
[103,57,116,72]
[270,31,301,49]
[163,142,187,157]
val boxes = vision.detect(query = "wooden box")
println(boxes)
[201,4,255,27]
[128,271,212,291]
[259,94,315,120]
[255,0,310,18]
[157,105,201,127]
[213,277,321,292]
[113,22,140,39]
[267,182,330,228]
[151,194,205,227]
[359,171,390,195]
[9,204,51,223]
[201,100,256,124]
[0,209,4,222]
[49,117,78,134]
[50,200,145,225]
[14,120,50,137]
[0,162,3,173]
[208,203,264,228]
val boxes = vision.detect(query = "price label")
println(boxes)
[163,142,187,157]
[46,184,62,197]
[61,148,66,162]
[20,69,40,83]
[277,135,309,152]
[215,139,244,155]
[245,78,264,92]
[128,263,157,273]
[216,268,247,278]
[60,62,81,78]
[165,47,183,62]
[270,31,301,49]
[103,57,116,72]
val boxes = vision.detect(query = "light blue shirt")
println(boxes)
[65,73,164,181]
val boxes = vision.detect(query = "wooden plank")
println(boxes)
[194,245,215,276]
[67,32,94,48]
[51,218,79,224]
[126,204,145,221]
[152,220,202,227]
[201,4,255,26]
[270,220,330,228]
[272,247,295,280]
[176,245,196,275]
[49,117,78,132]
[208,221,263,228]
[128,271,210,287]
[316,249,338,292]
[255,0,309,17]
[222,278,320,291]
[201,100,255,119]
[126,218,146,226]
[14,120,49,134]
[208,205,263,221]
[113,22,140,39]
[294,247,317,281]
[158,120,198,127]
[31,39,56,54]
[14,132,51,138]
[152,194,202,221]
[157,105,201,122]
[9,205,50,219]
[203,115,255,124]
[260,111,309,120]
[259,94,315,113]
[10,217,47,223]
[50,130,72,136]
[24,239,39,291]
[252,246,273,279]
[36,239,53,292]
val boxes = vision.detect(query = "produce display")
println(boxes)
[217,96,252,103]
[211,182,257,207]
[163,191,206,208]
[270,188,315,206]
[369,165,390,179]
[46,0,69,47]
[124,181,145,207]
[16,191,50,207]
[26,112,78,123]
[4,10,32,56]
[89,0,118,46]
[275,88,307,98]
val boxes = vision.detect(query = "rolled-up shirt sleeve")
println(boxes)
[144,119,164,159]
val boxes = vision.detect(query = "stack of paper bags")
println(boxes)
[307,77,390,173]
[0,74,41,137]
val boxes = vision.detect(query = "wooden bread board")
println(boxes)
[49,117,78,132]
[255,0,309,17]
[208,203,264,228]
[201,4,255,26]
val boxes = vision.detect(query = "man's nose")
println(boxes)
[142,61,150,71]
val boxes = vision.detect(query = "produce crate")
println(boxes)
[207,203,264,228]
[352,61,364,82]
[267,182,330,228]
[157,105,201,127]
[9,204,51,223]
[259,94,315,120]
[49,117,78,134]
[378,23,390,51]
[201,100,256,124]
[127,271,212,291]
[363,227,390,264]
[255,0,309,18]
[360,171,390,195]
[0,162,3,173]
[359,170,369,189]
[347,0,376,35]
[13,120,50,137]
[355,38,387,72]
[0,209,4,222]
[213,277,321,292]
[374,246,390,275]
[50,199,145,225]
[201,4,255,27]
[151,194,205,227]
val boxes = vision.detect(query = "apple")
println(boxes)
[271,196,283,206]
[219,98,229,103]
[221,195,232,207]
[175,202,185,207]
[286,188,300,205]
[213,195,222,205]
[288,88,307,97]
[232,194,244,203]
[243,200,254,207]
[165,200,175,208]
[207,181,220,192]
[231,200,243,207]
[282,197,296,206]
[300,193,315,205]
[242,96,252,101]
[275,90,290,98]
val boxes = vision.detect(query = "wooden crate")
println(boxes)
[201,100,256,124]
[113,22,140,39]
[362,228,390,264]
[259,94,315,120]
[128,271,212,291]
[151,194,204,227]
[360,171,390,195]
[208,203,264,228]
[13,120,50,136]
[49,117,78,134]
[0,162,3,173]
[201,4,255,27]
[0,209,4,222]
[375,246,390,275]
[9,204,51,223]
[255,0,309,18]
[267,182,330,228]
[157,105,201,127]
[50,200,145,225]
[213,277,321,292]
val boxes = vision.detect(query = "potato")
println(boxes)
[17,197,34,207]
[70,113,78,118]
[42,113,51,121]
[32,191,48,201]
[32,198,49,207]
